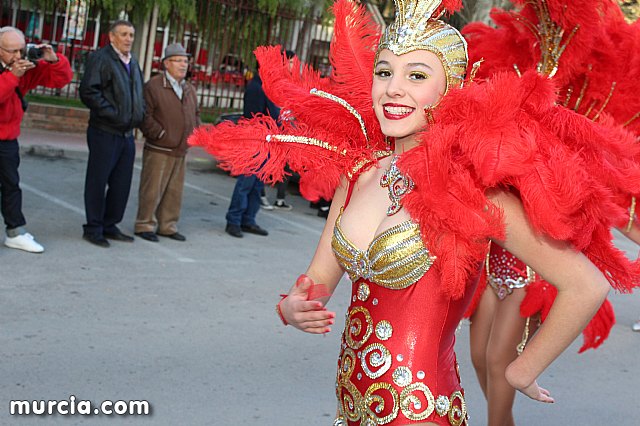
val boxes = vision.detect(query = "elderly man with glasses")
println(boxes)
[0,26,72,253]
[133,43,200,243]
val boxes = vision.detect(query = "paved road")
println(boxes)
[0,128,638,425]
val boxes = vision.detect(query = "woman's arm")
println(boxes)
[279,178,349,334]
[488,190,610,402]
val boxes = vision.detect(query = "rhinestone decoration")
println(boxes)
[396,354,404,362]
[392,366,413,387]
[372,298,379,306]
[357,282,371,302]
[435,395,451,416]
[380,156,415,216]
[375,320,393,341]
[357,373,362,380]
[486,245,536,300]
[417,371,425,380]
[333,417,347,426]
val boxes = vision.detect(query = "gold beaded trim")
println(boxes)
[625,196,636,233]
[310,88,369,142]
[347,150,392,180]
[266,134,347,156]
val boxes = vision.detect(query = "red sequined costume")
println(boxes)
[189,1,640,424]
[330,181,474,424]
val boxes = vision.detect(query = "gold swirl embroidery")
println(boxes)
[336,348,362,423]
[360,343,392,379]
[400,382,435,421]
[339,348,357,380]
[345,306,373,350]
[363,382,399,425]
[448,391,467,426]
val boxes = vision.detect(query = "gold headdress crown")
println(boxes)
[377,0,468,93]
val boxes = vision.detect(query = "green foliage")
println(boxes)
[24,93,86,109]
[257,0,333,17]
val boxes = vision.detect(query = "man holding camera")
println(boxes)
[0,26,72,253]
[79,20,144,248]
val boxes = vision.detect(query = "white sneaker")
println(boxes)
[632,320,640,332]
[4,233,44,253]
[260,196,274,210]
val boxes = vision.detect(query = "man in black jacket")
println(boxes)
[79,20,144,247]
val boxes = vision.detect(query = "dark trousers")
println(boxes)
[83,126,135,236]
[225,174,263,226]
[0,139,26,231]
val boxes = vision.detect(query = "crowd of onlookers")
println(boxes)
[1,20,328,254]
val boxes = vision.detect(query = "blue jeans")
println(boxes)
[225,175,263,226]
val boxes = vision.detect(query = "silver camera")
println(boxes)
[25,43,45,61]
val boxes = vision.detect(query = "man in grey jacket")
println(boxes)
[79,20,144,248]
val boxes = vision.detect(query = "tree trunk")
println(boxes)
[144,4,159,81]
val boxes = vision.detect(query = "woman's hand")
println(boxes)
[505,359,554,403]
[279,275,336,334]
[514,380,554,403]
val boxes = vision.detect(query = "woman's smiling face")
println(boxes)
[372,49,446,145]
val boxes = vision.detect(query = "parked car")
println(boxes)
[215,112,243,125]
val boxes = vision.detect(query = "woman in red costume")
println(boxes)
[190,1,640,424]
[462,1,640,423]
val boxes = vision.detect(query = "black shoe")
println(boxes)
[104,230,134,242]
[273,200,293,211]
[241,224,268,236]
[158,232,186,241]
[135,232,159,242]
[83,233,110,248]
[225,224,243,238]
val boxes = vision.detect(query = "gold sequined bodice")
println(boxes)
[331,209,436,288]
